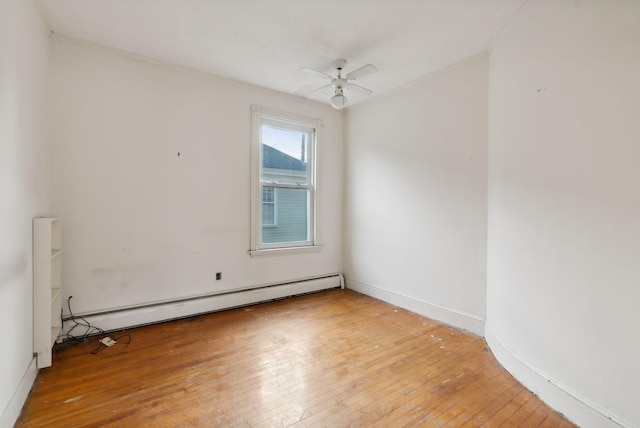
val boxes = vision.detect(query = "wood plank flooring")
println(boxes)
[16,289,575,427]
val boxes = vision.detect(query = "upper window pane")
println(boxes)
[261,121,312,185]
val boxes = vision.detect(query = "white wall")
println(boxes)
[486,1,640,426]
[343,55,488,334]
[49,39,343,316]
[0,0,51,425]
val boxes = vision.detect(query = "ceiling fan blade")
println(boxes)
[296,85,333,97]
[307,84,333,96]
[347,83,373,96]
[345,64,377,80]
[300,67,333,80]
[296,84,324,96]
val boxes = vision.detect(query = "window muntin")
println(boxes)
[251,106,321,255]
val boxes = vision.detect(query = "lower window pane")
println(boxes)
[262,187,308,244]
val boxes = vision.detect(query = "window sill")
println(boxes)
[249,245,323,258]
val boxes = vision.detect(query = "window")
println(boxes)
[250,106,322,256]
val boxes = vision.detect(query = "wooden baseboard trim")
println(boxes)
[345,277,485,336]
[1,357,37,428]
[485,326,631,428]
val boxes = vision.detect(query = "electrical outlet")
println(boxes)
[216,272,222,281]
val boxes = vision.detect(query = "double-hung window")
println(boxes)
[250,106,322,256]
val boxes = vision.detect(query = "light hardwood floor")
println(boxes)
[16,289,574,427]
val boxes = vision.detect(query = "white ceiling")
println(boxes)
[38,0,523,107]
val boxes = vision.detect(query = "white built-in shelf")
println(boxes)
[33,217,63,369]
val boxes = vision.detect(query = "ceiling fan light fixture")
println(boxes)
[330,91,347,109]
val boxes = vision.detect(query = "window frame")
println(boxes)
[249,105,323,257]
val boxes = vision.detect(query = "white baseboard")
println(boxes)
[485,327,631,428]
[62,274,342,335]
[1,357,37,428]
[345,277,485,336]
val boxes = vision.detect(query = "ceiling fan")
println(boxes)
[300,59,378,109]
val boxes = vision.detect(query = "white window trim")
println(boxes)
[249,105,323,257]
[249,245,323,258]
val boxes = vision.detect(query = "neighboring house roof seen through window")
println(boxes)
[263,145,307,171]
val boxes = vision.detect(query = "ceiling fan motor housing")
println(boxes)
[331,77,348,89]
[332,59,347,70]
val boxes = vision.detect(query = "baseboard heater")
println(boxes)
[61,273,344,337]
